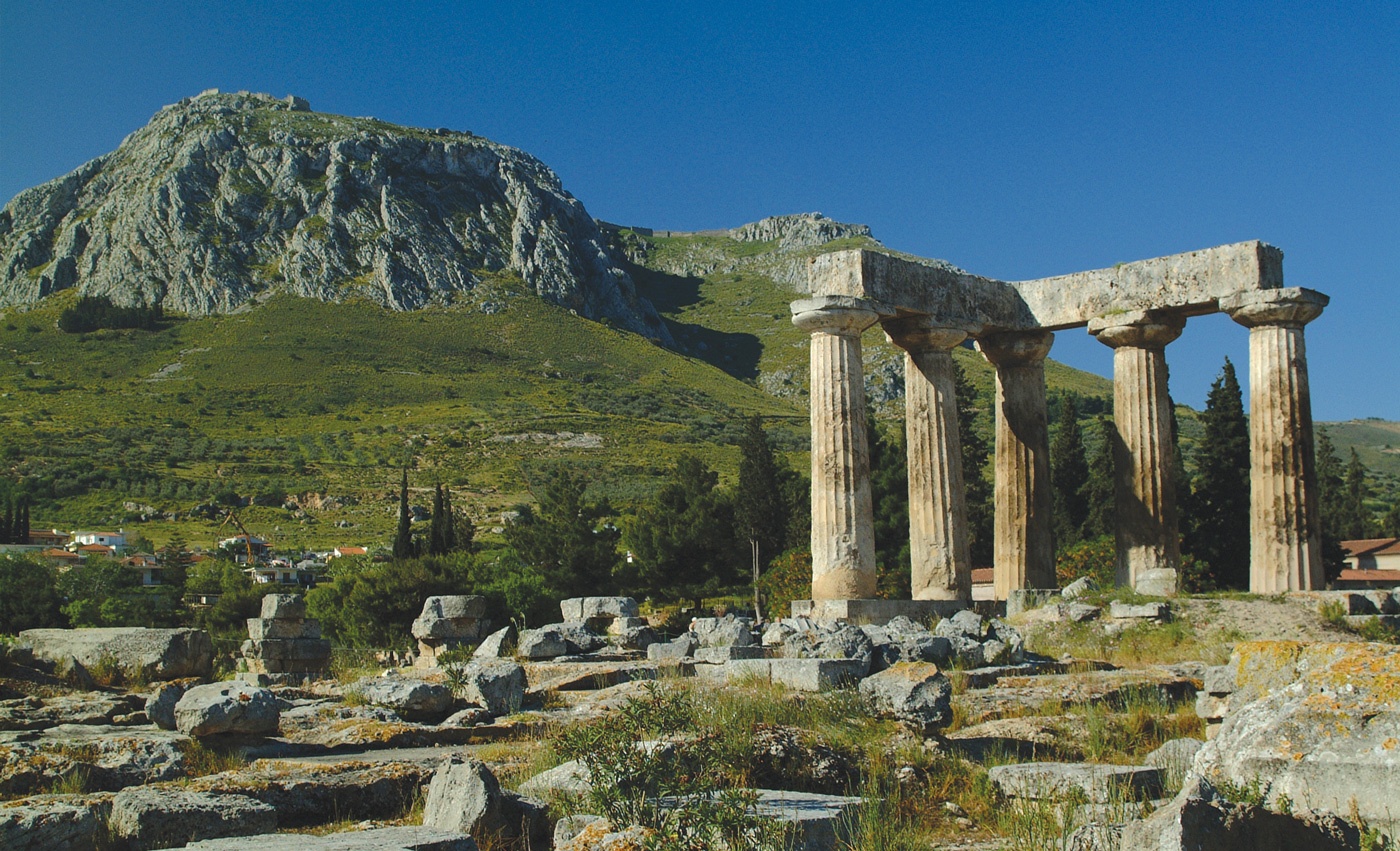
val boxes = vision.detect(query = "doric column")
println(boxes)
[1222,288,1329,593]
[792,297,880,600]
[1089,310,1186,590]
[976,330,1056,599]
[883,316,973,603]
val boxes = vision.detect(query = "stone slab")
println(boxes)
[988,762,1163,803]
[558,597,639,622]
[790,598,966,625]
[247,618,320,640]
[1135,568,1179,597]
[694,645,769,663]
[184,826,477,850]
[1006,589,1057,618]
[1109,601,1170,620]
[19,627,213,680]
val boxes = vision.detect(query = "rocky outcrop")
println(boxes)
[1190,641,1400,827]
[18,627,212,681]
[351,674,454,722]
[1121,776,1361,851]
[728,213,873,249]
[0,90,671,343]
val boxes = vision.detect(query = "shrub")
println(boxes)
[1056,535,1116,588]
[757,548,810,620]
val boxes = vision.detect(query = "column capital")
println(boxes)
[881,315,973,352]
[1221,287,1328,329]
[976,329,1054,367]
[791,296,881,336]
[1089,310,1186,349]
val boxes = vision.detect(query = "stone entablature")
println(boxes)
[792,241,1329,608]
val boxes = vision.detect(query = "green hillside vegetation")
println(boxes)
[4,227,1390,558]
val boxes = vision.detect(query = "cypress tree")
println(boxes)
[443,487,458,553]
[868,407,910,597]
[735,415,790,568]
[1,499,12,545]
[1187,358,1250,589]
[17,497,28,544]
[954,361,994,566]
[1341,449,1374,540]
[1083,415,1118,540]
[392,469,414,559]
[428,483,447,556]
[1050,395,1090,552]
[1313,429,1349,582]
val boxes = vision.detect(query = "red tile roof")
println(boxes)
[1342,538,1400,557]
[1338,569,1400,583]
[970,567,994,584]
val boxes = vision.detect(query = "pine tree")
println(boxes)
[625,454,740,608]
[954,361,994,566]
[1050,396,1090,552]
[1314,429,1350,581]
[506,467,619,597]
[1082,415,1118,540]
[0,499,11,545]
[392,469,414,559]
[1186,358,1250,589]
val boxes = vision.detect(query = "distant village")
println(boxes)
[0,527,373,589]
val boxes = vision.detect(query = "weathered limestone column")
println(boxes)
[792,297,880,600]
[883,316,973,603]
[1089,310,1186,590]
[976,330,1056,599]
[1222,288,1329,593]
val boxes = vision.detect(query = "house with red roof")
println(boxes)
[1338,538,1400,589]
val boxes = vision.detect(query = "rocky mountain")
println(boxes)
[0,90,671,342]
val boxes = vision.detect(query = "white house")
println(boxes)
[69,530,126,551]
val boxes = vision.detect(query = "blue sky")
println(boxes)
[3,1,1396,420]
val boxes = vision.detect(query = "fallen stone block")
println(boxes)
[352,675,454,722]
[260,594,306,619]
[175,681,280,737]
[559,597,639,624]
[694,644,767,663]
[988,762,1163,803]
[517,759,592,796]
[109,787,276,850]
[187,759,435,827]
[1061,576,1098,599]
[725,658,866,691]
[1134,567,1179,597]
[1108,601,1170,621]
[452,660,525,717]
[472,625,515,659]
[246,617,320,640]
[692,615,756,648]
[19,627,213,681]
[646,635,697,661]
[859,662,952,731]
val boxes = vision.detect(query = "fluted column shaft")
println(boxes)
[977,331,1056,600]
[1090,313,1185,590]
[793,302,880,600]
[1223,288,1328,593]
[884,317,972,602]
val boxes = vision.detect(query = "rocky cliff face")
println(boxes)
[0,90,671,342]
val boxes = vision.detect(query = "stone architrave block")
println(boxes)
[1135,568,1179,597]
[726,658,866,691]
[260,594,306,620]
[559,597,639,623]
[694,645,768,664]
[246,618,320,640]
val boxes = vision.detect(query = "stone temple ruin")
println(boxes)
[789,241,1328,617]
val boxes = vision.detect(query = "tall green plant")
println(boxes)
[1184,359,1250,589]
[954,361,994,566]
[625,454,740,608]
[506,467,619,598]
[1050,395,1090,552]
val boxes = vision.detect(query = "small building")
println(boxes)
[69,530,126,552]
[28,529,69,548]
[76,543,116,559]
[245,559,316,586]
[121,553,163,586]
[332,546,367,559]
[1342,538,1400,572]
[39,547,83,568]
[971,567,995,602]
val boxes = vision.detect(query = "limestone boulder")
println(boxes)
[0,795,113,851]
[1191,641,1400,826]
[518,759,592,796]
[260,594,306,619]
[516,626,568,660]
[934,609,984,641]
[0,725,192,796]
[0,692,144,731]
[988,762,1162,803]
[560,596,639,622]
[451,660,525,717]
[412,596,487,641]
[692,615,756,648]
[1121,776,1361,851]
[472,626,515,659]
[863,616,952,671]
[108,787,276,850]
[1061,576,1098,599]
[646,635,697,661]
[1135,567,1179,596]
[352,675,454,722]
[858,662,952,732]
[421,755,503,836]
[145,682,186,731]
[174,682,280,737]
[783,622,874,674]
[19,627,213,680]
